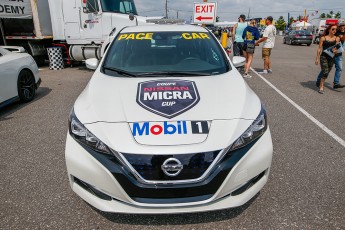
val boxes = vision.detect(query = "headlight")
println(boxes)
[229,105,267,151]
[69,108,111,155]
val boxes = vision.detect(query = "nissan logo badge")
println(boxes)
[161,158,183,177]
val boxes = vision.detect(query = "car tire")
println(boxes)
[307,44,311,46]
[283,38,286,44]
[17,69,36,103]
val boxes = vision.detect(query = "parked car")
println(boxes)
[283,30,313,46]
[0,47,41,109]
[65,24,273,214]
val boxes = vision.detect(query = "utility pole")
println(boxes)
[247,8,250,19]
[177,11,179,19]
[165,0,168,18]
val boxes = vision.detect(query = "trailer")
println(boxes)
[0,0,149,65]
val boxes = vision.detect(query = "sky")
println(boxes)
[135,0,345,23]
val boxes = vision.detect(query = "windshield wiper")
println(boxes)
[137,71,211,77]
[102,66,137,78]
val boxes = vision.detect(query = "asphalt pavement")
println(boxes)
[0,37,344,229]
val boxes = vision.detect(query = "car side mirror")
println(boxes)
[85,58,99,70]
[232,56,246,67]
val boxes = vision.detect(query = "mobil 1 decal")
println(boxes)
[136,80,200,119]
[129,120,211,145]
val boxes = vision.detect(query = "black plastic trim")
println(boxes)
[76,135,261,204]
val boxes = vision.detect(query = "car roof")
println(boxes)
[121,24,209,33]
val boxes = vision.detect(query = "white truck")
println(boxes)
[0,0,149,65]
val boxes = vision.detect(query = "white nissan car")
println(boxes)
[65,24,273,214]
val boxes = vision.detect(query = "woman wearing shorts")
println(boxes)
[242,20,260,78]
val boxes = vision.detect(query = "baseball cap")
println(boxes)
[338,20,345,26]
[266,16,273,22]
[239,14,246,20]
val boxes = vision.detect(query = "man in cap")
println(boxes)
[255,16,276,74]
[232,14,247,57]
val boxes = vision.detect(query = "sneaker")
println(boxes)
[268,69,273,73]
[258,70,268,74]
[243,73,252,78]
[333,84,345,89]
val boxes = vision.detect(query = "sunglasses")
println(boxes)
[331,28,337,31]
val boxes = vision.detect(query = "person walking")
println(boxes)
[242,20,260,78]
[315,25,341,94]
[333,21,345,89]
[232,14,247,57]
[255,16,276,74]
[316,21,345,89]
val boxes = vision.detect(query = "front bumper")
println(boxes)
[65,128,273,214]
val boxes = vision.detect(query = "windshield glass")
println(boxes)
[103,31,230,77]
[295,30,312,35]
[100,0,138,14]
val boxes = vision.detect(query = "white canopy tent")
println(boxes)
[293,21,312,30]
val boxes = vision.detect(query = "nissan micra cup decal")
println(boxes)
[136,79,200,119]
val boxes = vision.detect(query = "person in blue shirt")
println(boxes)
[242,20,260,78]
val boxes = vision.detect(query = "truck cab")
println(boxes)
[49,0,149,60]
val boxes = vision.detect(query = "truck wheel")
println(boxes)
[18,69,36,103]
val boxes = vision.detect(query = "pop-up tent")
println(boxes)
[294,21,312,29]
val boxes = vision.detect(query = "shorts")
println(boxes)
[233,42,244,56]
[244,43,255,54]
[262,48,272,59]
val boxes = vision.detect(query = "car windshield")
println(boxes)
[295,30,312,35]
[103,31,230,77]
[100,0,138,14]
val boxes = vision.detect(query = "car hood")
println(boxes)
[74,71,261,124]
[74,71,262,147]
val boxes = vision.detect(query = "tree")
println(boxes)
[326,11,334,18]
[320,11,341,18]
[275,16,286,31]
[289,17,294,26]
[216,16,220,22]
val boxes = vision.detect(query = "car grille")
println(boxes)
[120,151,221,182]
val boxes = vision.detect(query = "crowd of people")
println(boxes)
[232,15,277,78]
[211,15,345,94]
[228,15,344,94]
